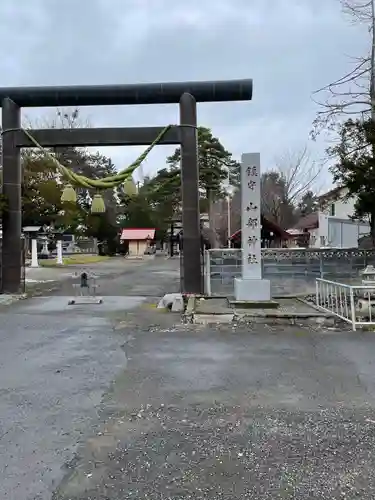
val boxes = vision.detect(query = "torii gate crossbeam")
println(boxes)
[0,78,253,295]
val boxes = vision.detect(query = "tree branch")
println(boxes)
[312,1,374,137]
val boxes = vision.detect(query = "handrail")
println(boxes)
[317,278,375,290]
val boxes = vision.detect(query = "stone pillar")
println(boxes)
[234,153,271,301]
[56,240,63,265]
[30,239,39,268]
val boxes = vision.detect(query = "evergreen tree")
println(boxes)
[328,118,375,241]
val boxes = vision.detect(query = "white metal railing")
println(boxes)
[316,278,375,331]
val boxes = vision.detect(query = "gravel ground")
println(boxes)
[57,406,375,499]
[53,306,375,499]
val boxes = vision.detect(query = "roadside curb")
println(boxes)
[0,281,63,308]
[182,294,340,328]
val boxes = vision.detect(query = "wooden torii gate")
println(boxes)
[0,79,253,295]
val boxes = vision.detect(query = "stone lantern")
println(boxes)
[356,265,375,318]
[44,221,64,265]
[361,265,375,287]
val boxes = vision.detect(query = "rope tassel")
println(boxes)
[61,184,77,203]
[21,125,172,190]
[19,125,175,215]
[91,193,106,214]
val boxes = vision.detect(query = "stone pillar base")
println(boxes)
[234,278,271,301]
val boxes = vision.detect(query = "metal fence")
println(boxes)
[205,248,375,297]
[74,238,98,253]
[315,278,375,331]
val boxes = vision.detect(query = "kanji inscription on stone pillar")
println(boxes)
[234,152,271,301]
[242,154,261,280]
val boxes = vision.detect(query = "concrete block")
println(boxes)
[234,278,271,301]
[157,293,184,311]
[171,295,184,312]
[230,299,279,309]
[185,296,196,314]
[193,313,234,325]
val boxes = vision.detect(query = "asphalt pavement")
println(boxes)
[2,257,375,499]
[54,304,375,499]
[0,257,179,500]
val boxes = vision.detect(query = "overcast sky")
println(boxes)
[0,0,368,188]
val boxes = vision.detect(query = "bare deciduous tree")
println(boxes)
[210,198,229,246]
[24,108,91,130]
[276,147,322,202]
[312,0,375,136]
[261,147,322,228]
[209,148,322,244]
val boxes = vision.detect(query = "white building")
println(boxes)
[319,186,359,220]
[290,187,370,248]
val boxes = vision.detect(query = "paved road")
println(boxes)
[24,257,149,286]
[4,257,375,498]
[0,257,179,500]
[55,309,375,498]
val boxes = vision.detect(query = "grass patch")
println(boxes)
[40,254,110,267]
[142,303,158,309]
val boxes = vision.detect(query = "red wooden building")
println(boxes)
[229,216,292,248]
